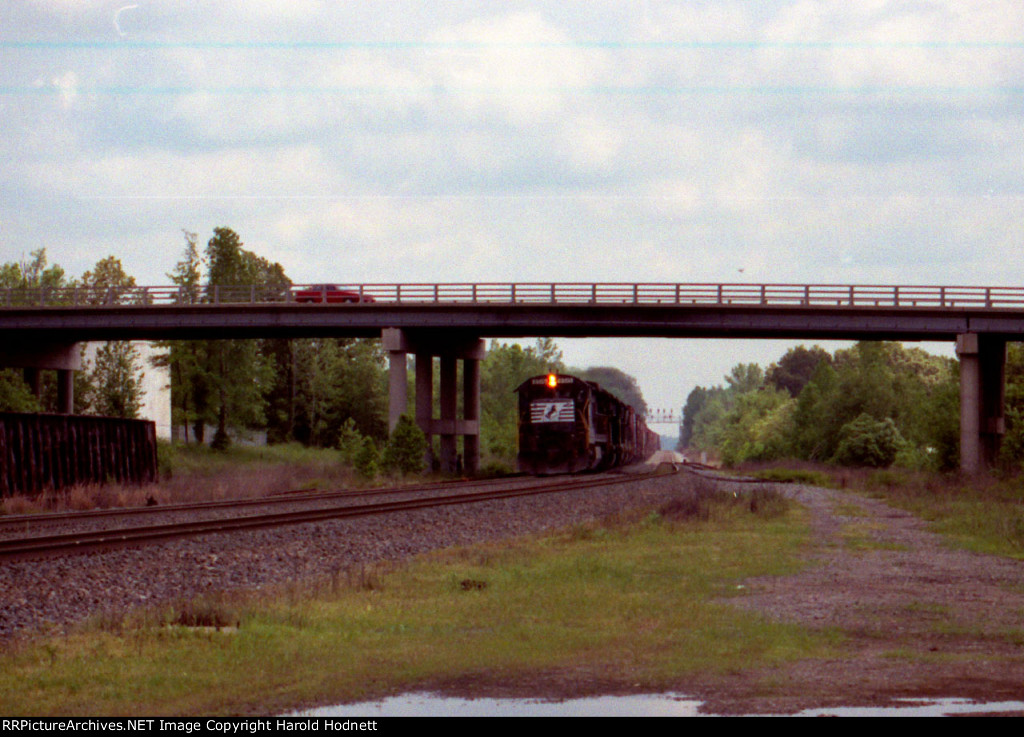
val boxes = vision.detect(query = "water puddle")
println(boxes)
[297,693,702,717]
[296,693,1024,717]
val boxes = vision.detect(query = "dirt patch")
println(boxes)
[685,484,1024,714]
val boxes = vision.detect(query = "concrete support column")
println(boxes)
[382,328,485,476]
[23,368,42,400]
[4,342,82,411]
[387,349,408,432]
[957,333,1006,475]
[57,369,74,414]
[439,355,458,473]
[463,357,481,474]
[979,335,1007,467]
[415,352,434,470]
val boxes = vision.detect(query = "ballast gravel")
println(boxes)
[0,472,696,640]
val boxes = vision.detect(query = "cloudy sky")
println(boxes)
[3,1,1023,429]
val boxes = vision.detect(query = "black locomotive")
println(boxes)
[515,373,659,474]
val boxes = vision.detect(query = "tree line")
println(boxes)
[678,341,1024,471]
[0,228,650,476]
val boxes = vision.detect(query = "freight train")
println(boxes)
[515,373,659,474]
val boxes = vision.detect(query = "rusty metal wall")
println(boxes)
[0,413,157,496]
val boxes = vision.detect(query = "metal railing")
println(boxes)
[2,283,1023,309]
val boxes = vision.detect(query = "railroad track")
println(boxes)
[0,471,664,562]
[0,474,529,534]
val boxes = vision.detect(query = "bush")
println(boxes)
[353,437,380,479]
[382,415,427,475]
[832,414,904,468]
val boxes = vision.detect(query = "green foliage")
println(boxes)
[353,437,380,479]
[382,415,427,475]
[82,341,145,419]
[1000,344,1024,469]
[832,413,905,468]
[574,366,648,417]
[480,340,565,466]
[677,385,709,449]
[766,345,832,397]
[718,388,794,467]
[79,256,137,304]
[684,341,961,470]
[75,256,146,418]
[0,249,71,292]
[0,369,41,412]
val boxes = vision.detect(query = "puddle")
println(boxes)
[295,693,1024,717]
[297,693,702,717]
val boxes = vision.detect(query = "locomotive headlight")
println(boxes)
[547,373,558,388]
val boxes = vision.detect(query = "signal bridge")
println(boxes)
[645,409,678,425]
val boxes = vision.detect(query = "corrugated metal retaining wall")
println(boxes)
[0,413,158,496]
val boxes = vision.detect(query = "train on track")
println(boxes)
[515,373,659,474]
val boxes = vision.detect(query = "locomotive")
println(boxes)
[515,373,660,474]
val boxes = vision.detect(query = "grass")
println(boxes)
[855,471,1024,559]
[737,460,1024,560]
[0,442,373,516]
[0,486,842,716]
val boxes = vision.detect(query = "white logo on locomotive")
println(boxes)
[530,399,574,423]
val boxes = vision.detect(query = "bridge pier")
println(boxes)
[957,333,1006,475]
[0,342,81,414]
[383,329,485,475]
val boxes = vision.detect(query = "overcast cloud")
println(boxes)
[3,1,1023,427]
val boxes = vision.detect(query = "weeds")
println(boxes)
[658,483,791,523]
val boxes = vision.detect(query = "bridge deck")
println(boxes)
[1,283,1022,342]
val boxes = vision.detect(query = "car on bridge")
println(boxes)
[293,284,376,304]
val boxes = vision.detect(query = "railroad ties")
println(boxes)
[0,412,158,497]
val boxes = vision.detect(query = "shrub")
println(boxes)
[382,415,427,475]
[832,414,904,468]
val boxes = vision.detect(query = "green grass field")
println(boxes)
[0,487,841,716]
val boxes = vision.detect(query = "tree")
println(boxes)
[202,227,286,449]
[83,341,145,418]
[382,414,427,474]
[480,340,566,466]
[0,249,71,293]
[767,345,832,397]
[0,371,41,412]
[717,387,794,466]
[77,256,146,418]
[575,366,648,418]
[80,255,137,304]
[155,232,212,442]
[678,386,709,449]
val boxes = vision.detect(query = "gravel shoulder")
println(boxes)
[694,482,1024,715]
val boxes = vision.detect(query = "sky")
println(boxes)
[3,1,1024,432]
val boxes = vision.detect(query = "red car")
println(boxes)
[293,284,375,304]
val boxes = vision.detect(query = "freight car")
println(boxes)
[515,373,659,474]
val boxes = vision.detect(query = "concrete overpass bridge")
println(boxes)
[1,282,1022,475]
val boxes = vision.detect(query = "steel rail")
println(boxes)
[0,474,529,532]
[0,471,662,561]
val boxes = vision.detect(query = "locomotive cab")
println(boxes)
[515,374,600,474]
[515,372,658,475]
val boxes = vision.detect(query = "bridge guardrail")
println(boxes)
[2,283,1023,309]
